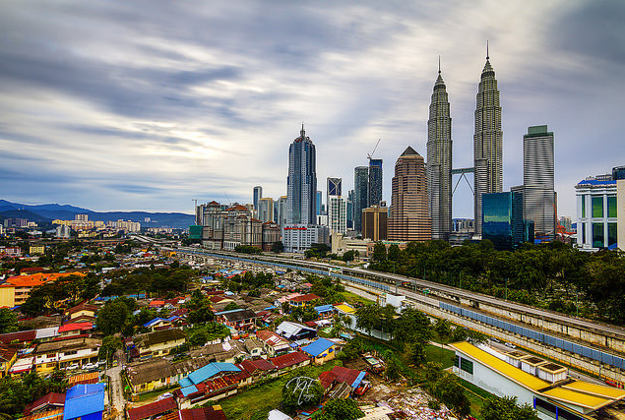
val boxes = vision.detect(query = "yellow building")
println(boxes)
[134,329,186,359]
[29,245,45,255]
[0,272,86,307]
[301,338,338,365]
[0,346,18,378]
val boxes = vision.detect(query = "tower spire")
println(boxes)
[486,40,489,60]
[300,122,305,138]
[438,55,441,74]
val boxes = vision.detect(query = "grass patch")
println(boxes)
[339,290,374,306]
[425,344,454,369]
[219,359,343,420]
[136,385,179,402]
[457,378,495,419]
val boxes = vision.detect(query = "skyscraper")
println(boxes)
[327,195,347,234]
[522,125,555,239]
[277,196,288,227]
[253,186,262,214]
[316,191,322,215]
[427,61,452,241]
[327,177,342,207]
[353,166,369,233]
[388,147,431,242]
[287,125,317,225]
[368,159,383,206]
[347,189,354,229]
[482,191,533,250]
[258,197,274,222]
[474,46,503,236]
[363,204,388,241]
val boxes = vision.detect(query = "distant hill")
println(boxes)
[0,200,194,228]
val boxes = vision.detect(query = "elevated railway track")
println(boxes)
[162,245,625,385]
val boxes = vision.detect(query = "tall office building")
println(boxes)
[347,190,354,229]
[258,197,274,223]
[363,204,388,241]
[474,47,503,235]
[521,125,555,239]
[316,191,323,215]
[482,191,533,250]
[388,147,431,242]
[368,159,383,206]
[427,63,452,241]
[327,195,347,234]
[277,196,288,227]
[253,186,262,214]
[327,177,342,207]
[354,166,369,233]
[287,125,317,225]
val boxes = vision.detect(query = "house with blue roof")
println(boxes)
[178,362,241,390]
[314,304,335,319]
[63,383,105,420]
[301,338,338,365]
[143,316,181,331]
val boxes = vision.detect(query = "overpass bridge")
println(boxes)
[164,245,625,385]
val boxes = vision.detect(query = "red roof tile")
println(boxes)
[239,359,275,375]
[289,294,320,303]
[0,330,36,344]
[127,397,177,420]
[161,407,227,420]
[270,351,309,370]
[23,392,65,415]
[58,322,93,333]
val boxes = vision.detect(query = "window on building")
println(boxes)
[607,195,617,218]
[455,355,460,368]
[608,223,617,247]
[592,223,604,248]
[534,397,557,416]
[460,358,473,374]
[581,197,585,218]
[591,196,603,218]
[558,408,585,420]
[581,223,585,244]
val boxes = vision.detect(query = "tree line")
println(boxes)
[369,240,625,325]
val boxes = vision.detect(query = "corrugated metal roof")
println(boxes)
[186,362,241,385]
[63,383,105,420]
[301,338,335,357]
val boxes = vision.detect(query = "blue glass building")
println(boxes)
[368,159,383,206]
[482,192,533,250]
[287,125,317,225]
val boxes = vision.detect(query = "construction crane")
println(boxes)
[367,138,381,161]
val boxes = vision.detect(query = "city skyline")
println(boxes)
[1,1,624,217]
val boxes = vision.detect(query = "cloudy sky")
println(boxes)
[1,0,623,217]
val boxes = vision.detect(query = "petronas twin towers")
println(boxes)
[427,48,503,239]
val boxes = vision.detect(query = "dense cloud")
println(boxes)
[0,0,623,215]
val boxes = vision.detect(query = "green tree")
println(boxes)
[371,242,387,264]
[271,241,284,253]
[97,300,132,336]
[385,356,402,381]
[388,244,400,261]
[0,308,18,334]
[356,304,381,335]
[311,398,364,420]
[223,302,240,311]
[481,396,540,420]
[98,335,122,363]
[281,377,324,414]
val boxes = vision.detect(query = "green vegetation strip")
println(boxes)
[218,360,343,420]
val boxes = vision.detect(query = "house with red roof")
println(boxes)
[58,322,93,338]
[318,365,368,398]
[23,392,65,416]
[238,358,277,379]
[127,397,177,420]
[269,351,311,371]
[288,293,321,308]
[255,329,290,357]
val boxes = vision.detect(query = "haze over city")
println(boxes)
[1,0,624,217]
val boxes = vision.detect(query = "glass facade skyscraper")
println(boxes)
[287,125,317,225]
[368,159,383,206]
[253,186,262,214]
[354,166,369,233]
[427,65,452,241]
[474,49,503,236]
[482,191,533,250]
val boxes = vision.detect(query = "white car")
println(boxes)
[66,363,80,370]
[83,363,98,371]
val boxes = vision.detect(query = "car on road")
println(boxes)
[83,363,98,371]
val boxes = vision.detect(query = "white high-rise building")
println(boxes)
[522,125,555,239]
[327,195,347,234]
